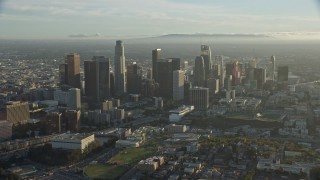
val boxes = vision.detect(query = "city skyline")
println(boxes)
[1,0,320,39]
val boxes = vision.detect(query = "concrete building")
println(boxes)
[65,53,81,88]
[68,88,81,110]
[173,70,185,101]
[65,110,80,132]
[0,120,13,141]
[166,124,187,133]
[270,56,276,81]
[169,105,194,122]
[46,111,62,133]
[114,40,126,95]
[154,97,163,109]
[137,156,165,172]
[101,100,113,112]
[5,101,30,125]
[115,139,140,148]
[189,87,209,110]
[214,55,224,89]
[207,78,219,95]
[51,133,95,151]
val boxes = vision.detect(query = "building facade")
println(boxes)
[114,40,126,95]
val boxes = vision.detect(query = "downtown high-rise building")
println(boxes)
[270,56,276,82]
[200,45,212,81]
[127,62,142,94]
[152,48,161,81]
[173,70,184,101]
[189,87,209,110]
[84,56,111,101]
[214,55,224,89]
[114,40,126,96]
[65,53,81,88]
[254,68,266,89]
[68,88,81,110]
[193,56,206,87]
[278,66,289,82]
[226,61,241,86]
[157,59,173,98]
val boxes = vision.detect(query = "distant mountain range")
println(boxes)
[156,33,270,38]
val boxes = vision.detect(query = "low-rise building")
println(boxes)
[166,124,187,134]
[51,133,95,151]
[0,120,13,141]
[169,105,194,122]
[115,139,140,148]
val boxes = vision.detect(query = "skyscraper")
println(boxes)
[157,59,173,98]
[201,45,212,80]
[84,60,97,99]
[254,68,266,89]
[193,56,205,87]
[214,55,224,89]
[127,62,141,94]
[65,53,81,88]
[68,88,81,110]
[114,40,126,96]
[278,66,289,82]
[189,87,209,110]
[173,70,184,101]
[59,63,68,84]
[84,56,110,101]
[152,48,161,82]
[226,61,241,86]
[171,58,181,71]
[270,56,276,82]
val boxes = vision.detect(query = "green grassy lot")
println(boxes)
[110,147,153,165]
[84,147,154,180]
[84,164,128,180]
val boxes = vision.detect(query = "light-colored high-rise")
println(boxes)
[270,56,276,82]
[114,40,126,96]
[65,53,81,88]
[68,88,81,110]
[173,70,185,101]
[214,55,224,88]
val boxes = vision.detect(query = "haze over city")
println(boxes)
[2,1,320,180]
[1,0,320,39]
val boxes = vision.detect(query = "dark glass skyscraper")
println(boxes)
[152,48,161,82]
[127,62,141,94]
[114,40,126,96]
[193,56,205,87]
[157,59,173,98]
[84,56,110,101]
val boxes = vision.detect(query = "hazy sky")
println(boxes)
[1,0,320,39]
